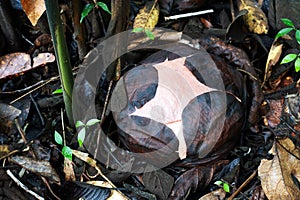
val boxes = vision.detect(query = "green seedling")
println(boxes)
[54,118,100,160]
[52,88,63,94]
[54,130,73,160]
[132,27,155,40]
[76,119,101,147]
[275,18,300,72]
[80,2,111,23]
[214,180,230,193]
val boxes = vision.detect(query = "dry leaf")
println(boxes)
[0,103,21,135]
[21,0,46,26]
[10,155,61,185]
[64,158,75,181]
[133,1,159,30]
[237,0,268,34]
[265,99,283,128]
[199,188,226,200]
[130,57,216,159]
[0,52,55,80]
[258,138,300,200]
[263,42,283,86]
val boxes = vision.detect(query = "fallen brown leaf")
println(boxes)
[258,138,300,199]
[21,0,46,26]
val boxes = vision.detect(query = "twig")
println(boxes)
[10,76,59,104]
[100,79,113,121]
[29,92,45,126]
[164,9,214,21]
[6,169,44,200]
[228,170,257,200]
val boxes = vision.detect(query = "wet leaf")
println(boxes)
[263,43,283,85]
[10,155,61,185]
[142,169,174,200]
[281,18,294,27]
[275,28,293,40]
[258,138,300,199]
[281,54,297,64]
[96,2,111,14]
[80,4,94,23]
[54,130,63,145]
[237,0,268,34]
[133,1,159,30]
[21,0,46,26]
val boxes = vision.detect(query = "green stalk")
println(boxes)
[45,0,74,126]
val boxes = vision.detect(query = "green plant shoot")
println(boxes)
[275,18,300,72]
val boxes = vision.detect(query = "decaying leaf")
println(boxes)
[237,0,268,34]
[258,138,300,199]
[10,155,61,185]
[265,99,283,128]
[0,145,10,158]
[199,188,226,200]
[21,0,46,26]
[263,42,283,86]
[0,103,21,135]
[133,1,159,30]
[142,169,174,200]
[130,57,217,159]
[64,158,75,181]
[0,52,55,80]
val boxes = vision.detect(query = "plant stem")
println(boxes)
[45,0,74,126]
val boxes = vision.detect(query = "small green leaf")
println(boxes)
[80,4,94,23]
[145,29,154,40]
[77,128,86,147]
[214,180,223,186]
[54,131,63,145]
[86,119,101,126]
[281,53,297,64]
[76,120,85,128]
[295,57,300,72]
[96,2,111,14]
[52,88,63,94]
[132,27,144,33]
[62,146,72,160]
[281,18,295,27]
[223,183,230,193]
[295,30,300,44]
[275,28,293,40]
